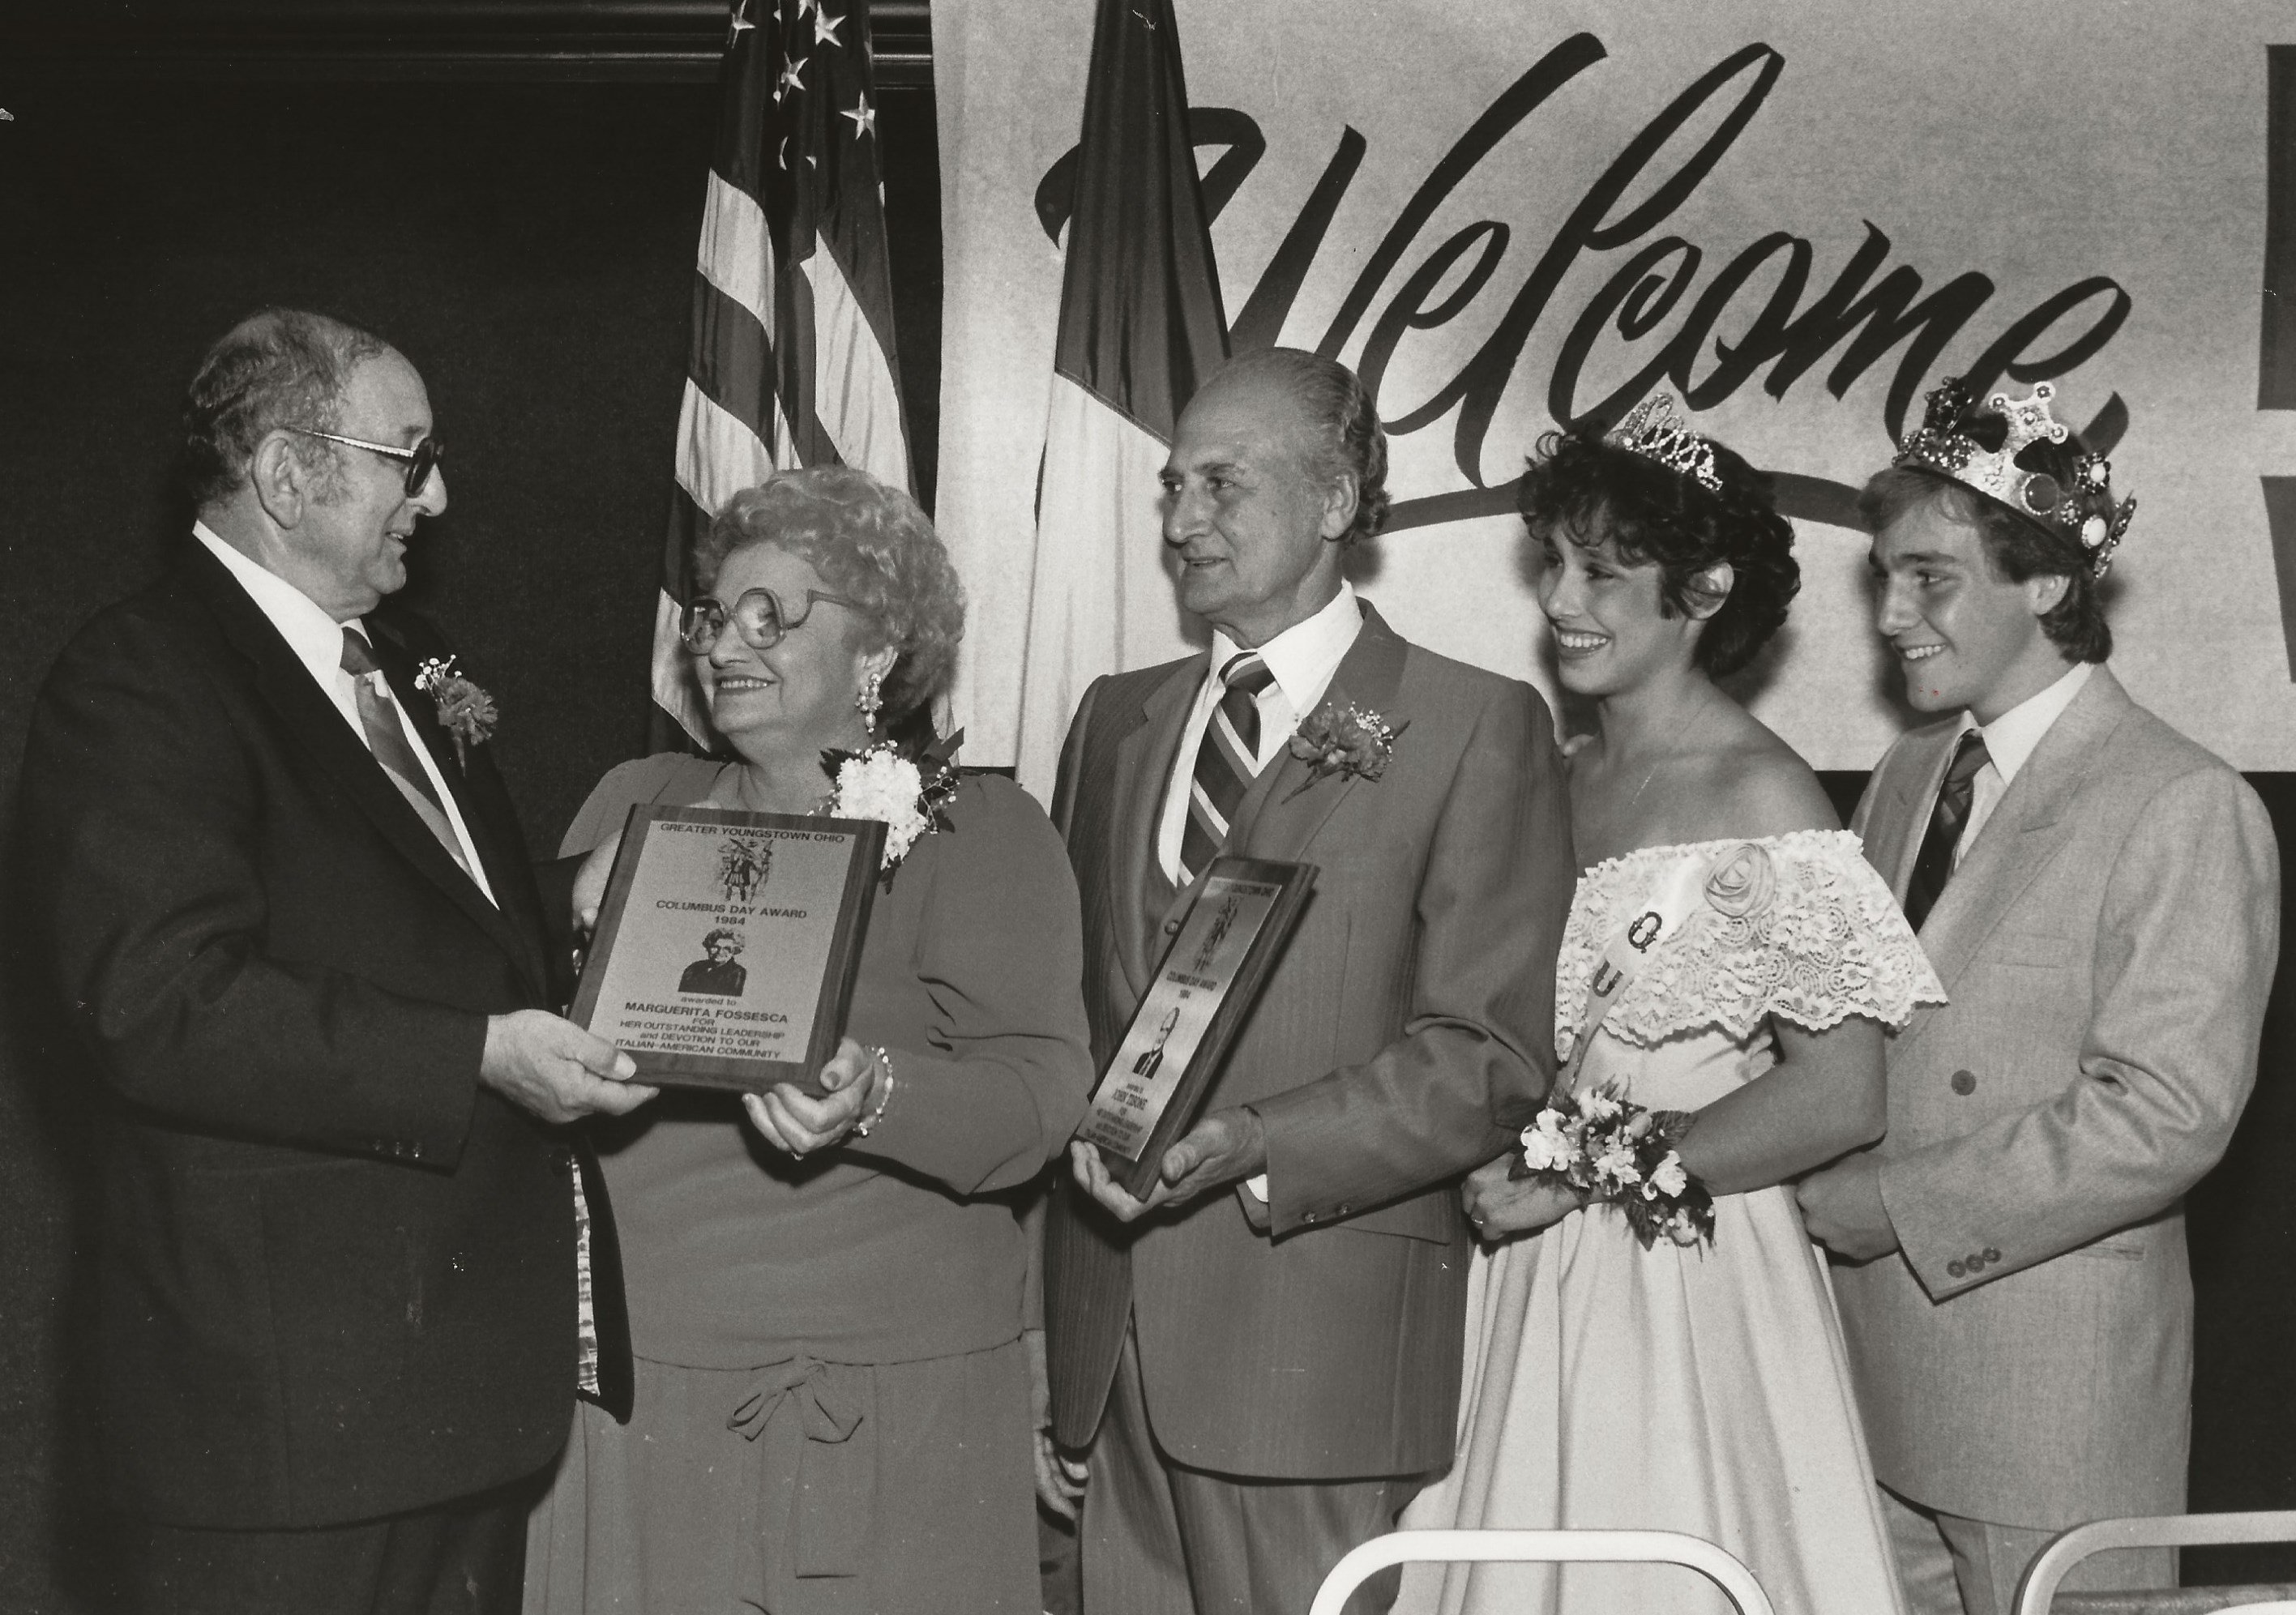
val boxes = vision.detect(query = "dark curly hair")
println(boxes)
[1519,416,1799,677]
[697,466,966,722]
[1214,348,1390,546]
[182,308,391,508]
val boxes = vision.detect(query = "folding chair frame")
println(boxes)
[1307,1527,1778,1615]
[2015,1510,2296,1615]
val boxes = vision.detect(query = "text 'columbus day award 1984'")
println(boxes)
[1075,856,1316,1198]
[571,805,884,1093]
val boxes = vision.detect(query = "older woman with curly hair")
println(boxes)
[525,466,1092,1615]
[1395,401,1939,1615]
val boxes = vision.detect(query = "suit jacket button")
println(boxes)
[1164,918,1181,935]
[1982,1247,2001,1263]
[1335,1204,1351,1217]
[1947,1259,1966,1278]
[1950,1070,1977,1096]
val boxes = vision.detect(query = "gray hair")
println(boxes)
[1213,347,1391,546]
[182,308,391,508]
[701,466,967,723]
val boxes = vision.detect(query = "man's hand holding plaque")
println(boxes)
[1068,1104,1269,1220]
[1071,857,1315,1201]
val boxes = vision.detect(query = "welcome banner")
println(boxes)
[934,1,2296,782]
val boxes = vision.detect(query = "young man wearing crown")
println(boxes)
[1798,379,2281,1615]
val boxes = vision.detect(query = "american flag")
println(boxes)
[654,0,912,746]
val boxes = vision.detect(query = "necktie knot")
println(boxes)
[1221,652,1273,695]
[340,626,382,677]
[1944,727,1991,793]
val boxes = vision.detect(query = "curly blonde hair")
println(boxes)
[698,467,966,721]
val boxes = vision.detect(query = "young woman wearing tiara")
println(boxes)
[1393,399,1940,1615]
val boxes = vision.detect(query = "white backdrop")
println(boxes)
[934,0,2296,776]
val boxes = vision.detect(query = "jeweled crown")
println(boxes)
[1894,378,2136,578]
[1605,394,1721,494]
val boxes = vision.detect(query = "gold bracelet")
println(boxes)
[851,1046,896,1139]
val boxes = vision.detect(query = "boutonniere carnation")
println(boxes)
[1285,700,1406,800]
[413,656,498,767]
[820,729,963,887]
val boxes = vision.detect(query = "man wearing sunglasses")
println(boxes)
[19,308,655,1614]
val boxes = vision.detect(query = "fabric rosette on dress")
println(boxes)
[1397,830,1943,1615]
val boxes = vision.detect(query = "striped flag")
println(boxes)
[655,0,911,746]
[1011,0,1229,796]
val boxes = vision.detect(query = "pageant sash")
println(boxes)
[1556,849,1726,1095]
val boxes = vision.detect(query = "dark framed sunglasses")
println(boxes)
[288,426,445,499]
[679,587,863,653]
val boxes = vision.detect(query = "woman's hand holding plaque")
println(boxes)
[741,1036,884,1156]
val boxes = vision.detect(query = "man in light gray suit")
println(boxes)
[1798,378,2280,1615]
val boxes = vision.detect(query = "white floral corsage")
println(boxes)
[412,656,498,767]
[1285,700,1405,801]
[819,729,963,887]
[1512,1082,1714,1250]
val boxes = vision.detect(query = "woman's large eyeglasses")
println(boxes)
[679,587,863,653]
[286,426,445,499]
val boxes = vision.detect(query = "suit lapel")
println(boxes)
[182,549,545,998]
[366,616,551,997]
[1231,600,1408,867]
[1109,660,1204,1001]
[1144,602,1411,943]
[1868,724,1960,904]
[1896,667,2132,1051]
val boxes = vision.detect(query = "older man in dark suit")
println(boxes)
[19,309,655,1614]
[1042,348,1575,1614]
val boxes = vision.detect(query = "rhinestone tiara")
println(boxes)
[1894,378,2136,579]
[1604,394,1721,494]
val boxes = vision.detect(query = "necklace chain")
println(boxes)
[1623,684,1717,814]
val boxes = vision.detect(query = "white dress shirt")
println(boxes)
[1952,659,2094,869]
[1154,580,1364,886]
[194,522,496,905]
[1154,582,1362,1202]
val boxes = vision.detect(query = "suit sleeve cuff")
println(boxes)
[1878,1153,1988,1300]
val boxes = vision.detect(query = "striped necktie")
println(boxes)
[340,627,475,880]
[1178,651,1276,885]
[1903,727,1991,932]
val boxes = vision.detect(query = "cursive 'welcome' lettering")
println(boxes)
[1037,32,2131,531]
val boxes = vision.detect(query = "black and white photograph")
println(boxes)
[4,2,2296,1613]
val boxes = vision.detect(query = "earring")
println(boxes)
[857,669,884,735]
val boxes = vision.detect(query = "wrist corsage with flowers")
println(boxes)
[1511,1083,1716,1250]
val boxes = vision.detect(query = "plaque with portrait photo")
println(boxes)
[1075,857,1317,1197]
[570,805,886,1093]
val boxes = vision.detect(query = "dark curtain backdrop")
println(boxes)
[0,74,941,1612]
[0,57,2289,1615]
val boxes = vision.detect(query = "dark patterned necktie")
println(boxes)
[340,627,474,879]
[1903,728,1991,931]
[1177,651,1276,885]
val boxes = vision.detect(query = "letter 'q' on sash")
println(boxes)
[1558,849,1725,1096]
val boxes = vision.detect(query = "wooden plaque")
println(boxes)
[1075,857,1317,1197]
[570,805,885,1092]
